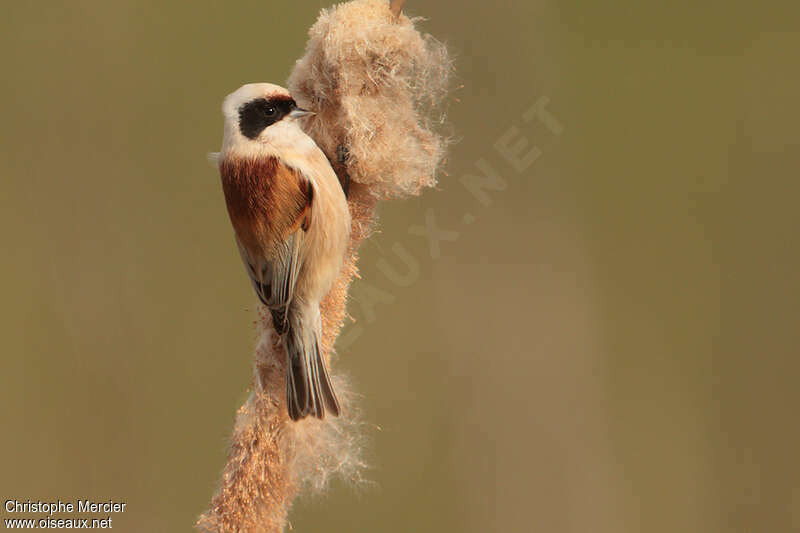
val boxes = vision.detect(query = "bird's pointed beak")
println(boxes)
[289,108,315,119]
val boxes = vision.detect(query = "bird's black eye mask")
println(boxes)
[238,96,297,139]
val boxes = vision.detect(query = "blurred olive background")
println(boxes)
[2,1,799,532]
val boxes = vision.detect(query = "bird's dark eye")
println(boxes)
[265,107,276,116]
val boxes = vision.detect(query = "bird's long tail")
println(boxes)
[284,307,340,421]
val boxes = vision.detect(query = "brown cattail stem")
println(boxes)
[389,0,406,17]
[197,0,452,530]
[196,185,377,533]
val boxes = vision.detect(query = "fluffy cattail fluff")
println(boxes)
[288,0,451,198]
[197,1,451,531]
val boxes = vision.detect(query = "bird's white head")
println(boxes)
[221,83,315,158]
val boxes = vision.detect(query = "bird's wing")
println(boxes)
[236,228,305,333]
[221,156,314,332]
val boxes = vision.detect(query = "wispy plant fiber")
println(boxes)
[198,1,450,531]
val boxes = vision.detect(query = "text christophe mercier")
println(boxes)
[5,499,125,528]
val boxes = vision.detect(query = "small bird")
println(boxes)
[216,83,350,421]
